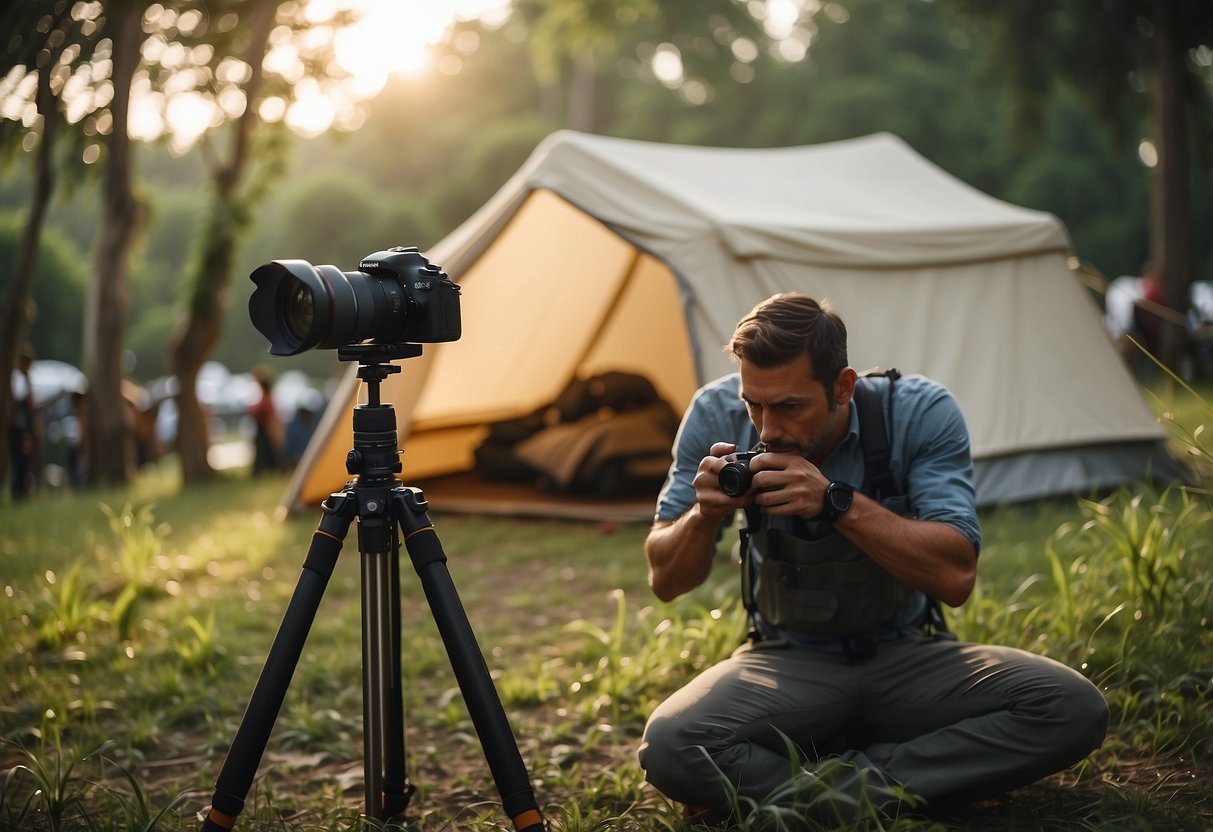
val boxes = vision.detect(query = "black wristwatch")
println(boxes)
[816,481,854,523]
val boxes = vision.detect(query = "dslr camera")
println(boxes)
[717,450,761,498]
[248,246,461,356]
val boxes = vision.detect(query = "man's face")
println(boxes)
[738,353,850,464]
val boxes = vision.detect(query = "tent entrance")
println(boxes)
[293,188,697,509]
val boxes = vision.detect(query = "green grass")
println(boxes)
[1,380,1210,831]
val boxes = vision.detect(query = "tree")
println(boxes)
[4,0,372,487]
[940,0,1213,368]
[166,0,279,484]
[0,1,100,488]
[5,0,172,487]
[163,0,361,483]
[83,0,148,486]
[513,0,766,134]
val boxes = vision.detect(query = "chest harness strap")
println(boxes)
[738,370,951,647]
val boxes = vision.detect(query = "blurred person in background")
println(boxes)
[249,367,283,476]
[9,344,39,500]
[281,398,320,470]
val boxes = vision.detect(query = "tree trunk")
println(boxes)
[170,271,219,483]
[170,0,277,484]
[83,1,144,486]
[1149,0,1193,370]
[171,228,234,483]
[0,43,59,486]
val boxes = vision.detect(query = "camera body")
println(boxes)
[249,246,461,356]
[358,247,461,344]
[718,450,760,497]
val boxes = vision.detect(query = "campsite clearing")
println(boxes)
[1,429,1210,830]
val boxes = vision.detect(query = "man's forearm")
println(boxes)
[833,493,976,607]
[645,506,725,602]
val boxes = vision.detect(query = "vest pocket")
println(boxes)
[755,543,912,636]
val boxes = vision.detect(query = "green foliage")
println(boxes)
[170,611,220,674]
[956,492,1212,761]
[560,588,743,728]
[689,752,933,832]
[1143,362,1213,484]
[95,502,173,640]
[0,739,106,832]
[100,503,167,591]
[1079,490,1206,625]
[263,167,383,268]
[29,561,96,652]
[1001,88,1150,276]
[0,212,88,365]
[424,116,555,232]
[0,738,193,832]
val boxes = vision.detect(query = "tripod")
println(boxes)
[200,344,544,832]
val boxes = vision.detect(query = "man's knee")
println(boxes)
[1026,662,1109,766]
[638,714,700,800]
[1058,673,1109,758]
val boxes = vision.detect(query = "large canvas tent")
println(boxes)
[283,130,1176,515]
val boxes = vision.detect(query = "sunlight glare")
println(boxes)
[333,0,508,97]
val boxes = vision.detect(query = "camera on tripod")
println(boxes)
[200,247,545,832]
[248,246,461,356]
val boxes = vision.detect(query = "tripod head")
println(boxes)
[337,343,424,483]
[339,342,423,391]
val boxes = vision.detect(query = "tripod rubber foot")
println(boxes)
[512,808,544,831]
[199,807,238,831]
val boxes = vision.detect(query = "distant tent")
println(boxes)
[283,130,1177,515]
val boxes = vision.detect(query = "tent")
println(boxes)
[282,130,1177,517]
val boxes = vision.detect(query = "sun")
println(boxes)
[332,0,505,96]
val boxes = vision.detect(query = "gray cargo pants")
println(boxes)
[638,632,1108,810]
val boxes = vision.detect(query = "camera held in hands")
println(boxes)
[718,450,761,497]
[248,246,461,356]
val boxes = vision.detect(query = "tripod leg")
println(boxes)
[358,510,412,821]
[381,523,412,816]
[394,488,545,832]
[199,494,355,832]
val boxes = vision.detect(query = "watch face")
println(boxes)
[816,482,853,523]
[830,483,853,513]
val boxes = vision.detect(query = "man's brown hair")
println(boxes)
[726,293,848,387]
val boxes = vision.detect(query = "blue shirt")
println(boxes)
[654,372,982,554]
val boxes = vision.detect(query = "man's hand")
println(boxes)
[645,442,751,602]
[746,451,829,517]
[692,442,754,520]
